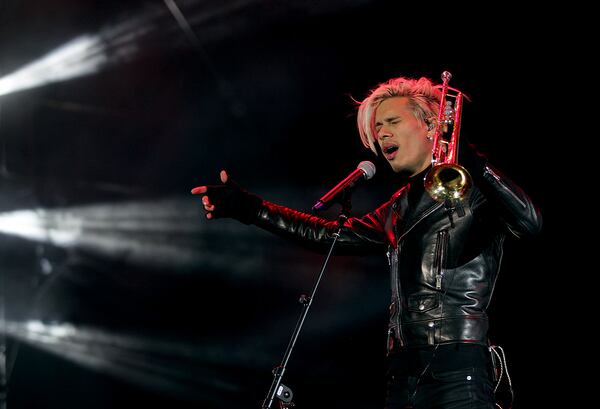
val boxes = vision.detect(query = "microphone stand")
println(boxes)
[261,190,354,409]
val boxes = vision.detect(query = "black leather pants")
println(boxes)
[385,366,495,409]
[384,344,496,409]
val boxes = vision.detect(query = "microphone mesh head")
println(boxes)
[357,161,376,180]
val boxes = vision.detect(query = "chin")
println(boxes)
[389,164,411,177]
[388,160,405,173]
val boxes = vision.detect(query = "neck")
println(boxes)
[406,166,431,205]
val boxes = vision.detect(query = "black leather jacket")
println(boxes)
[252,163,542,351]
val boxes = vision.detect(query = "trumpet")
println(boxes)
[423,71,472,202]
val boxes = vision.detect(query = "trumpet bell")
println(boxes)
[423,163,472,202]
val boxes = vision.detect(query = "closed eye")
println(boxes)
[375,117,400,131]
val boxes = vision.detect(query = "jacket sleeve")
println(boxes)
[475,162,543,239]
[252,199,389,255]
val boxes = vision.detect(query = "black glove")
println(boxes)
[203,177,263,224]
[458,142,488,181]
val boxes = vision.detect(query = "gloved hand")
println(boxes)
[458,142,488,181]
[191,170,263,224]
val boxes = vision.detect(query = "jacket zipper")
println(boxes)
[387,245,404,345]
[434,229,449,289]
[388,201,443,347]
[484,164,527,209]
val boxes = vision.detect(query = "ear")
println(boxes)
[425,119,436,141]
[425,118,436,131]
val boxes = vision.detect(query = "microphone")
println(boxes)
[312,161,376,212]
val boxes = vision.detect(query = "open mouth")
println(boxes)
[384,145,398,155]
[382,144,398,160]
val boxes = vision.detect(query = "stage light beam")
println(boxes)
[0,0,259,99]
[0,7,164,98]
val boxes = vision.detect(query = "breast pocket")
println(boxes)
[407,294,439,313]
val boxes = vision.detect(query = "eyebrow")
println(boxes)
[375,116,401,126]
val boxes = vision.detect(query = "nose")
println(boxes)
[377,126,391,140]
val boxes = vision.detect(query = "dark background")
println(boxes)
[0,1,569,408]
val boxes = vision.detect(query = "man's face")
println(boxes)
[374,97,433,176]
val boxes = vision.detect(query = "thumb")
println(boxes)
[220,170,229,184]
